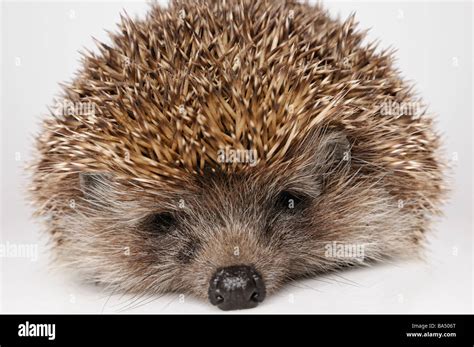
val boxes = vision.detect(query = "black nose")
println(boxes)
[208,265,266,311]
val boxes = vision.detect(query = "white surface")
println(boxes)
[1,1,472,313]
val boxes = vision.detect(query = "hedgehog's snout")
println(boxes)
[208,265,266,311]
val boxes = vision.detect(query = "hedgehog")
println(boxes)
[30,0,445,311]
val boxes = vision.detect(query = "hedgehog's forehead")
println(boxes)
[96,128,320,194]
[117,161,316,203]
[65,92,325,183]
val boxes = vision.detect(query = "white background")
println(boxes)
[1,0,472,313]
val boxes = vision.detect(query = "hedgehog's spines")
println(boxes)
[31,0,445,224]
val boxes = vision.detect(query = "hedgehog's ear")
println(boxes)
[318,130,351,171]
[79,173,111,199]
[327,131,351,165]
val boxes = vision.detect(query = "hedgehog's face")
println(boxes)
[64,130,418,311]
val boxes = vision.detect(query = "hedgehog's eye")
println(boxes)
[274,191,308,212]
[144,212,176,234]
